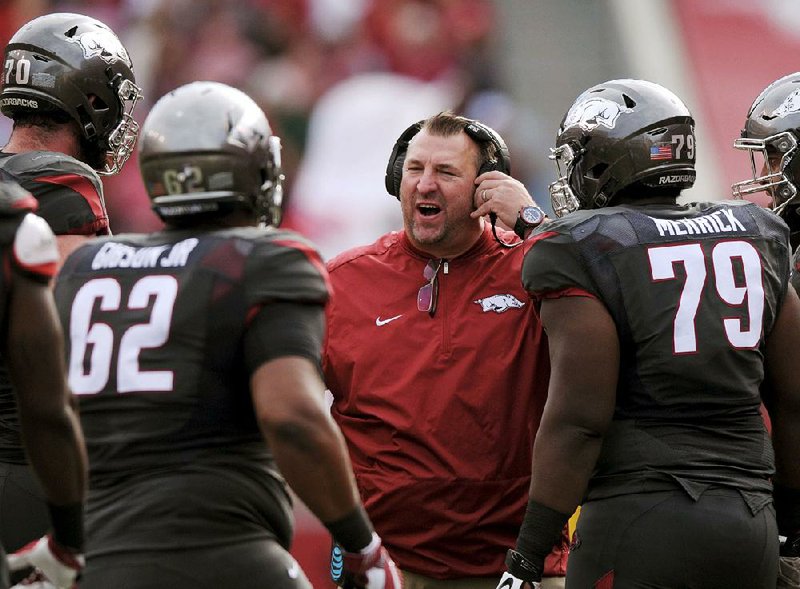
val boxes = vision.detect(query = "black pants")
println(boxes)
[567,488,778,588]
[79,540,313,589]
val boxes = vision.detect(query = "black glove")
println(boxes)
[494,549,542,589]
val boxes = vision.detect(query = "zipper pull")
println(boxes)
[443,261,449,274]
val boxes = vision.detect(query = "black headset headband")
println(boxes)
[384,118,511,198]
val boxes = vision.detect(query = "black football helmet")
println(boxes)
[138,81,284,226]
[733,72,800,227]
[549,79,696,217]
[1,12,142,175]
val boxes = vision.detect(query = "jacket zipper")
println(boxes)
[440,261,451,353]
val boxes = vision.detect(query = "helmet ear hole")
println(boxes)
[90,95,109,111]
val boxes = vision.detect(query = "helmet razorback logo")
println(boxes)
[66,27,132,67]
[563,97,629,131]
[770,89,800,119]
[474,294,525,313]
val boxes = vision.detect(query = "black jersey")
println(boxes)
[522,200,790,510]
[53,226,330,556]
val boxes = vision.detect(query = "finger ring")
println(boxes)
[482,190,488,202]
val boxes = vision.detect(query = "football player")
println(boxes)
[0,11,141,569]
[497,79,800,587]
[0,180,86,589]
[52,81,400,589]
[734,71,800,588]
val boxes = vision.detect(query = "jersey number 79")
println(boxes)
[648,240,764,354]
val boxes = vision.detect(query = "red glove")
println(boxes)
[330,533,403,589]
[7,535,83,589]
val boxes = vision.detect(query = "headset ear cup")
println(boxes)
[390,157,405,200]
[385,121,424,199]
[384,142,405,198]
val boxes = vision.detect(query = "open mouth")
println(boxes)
[417,203,441,217]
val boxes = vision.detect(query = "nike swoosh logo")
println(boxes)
[376,314,403,326]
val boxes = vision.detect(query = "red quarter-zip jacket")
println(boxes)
[324,224,568,579]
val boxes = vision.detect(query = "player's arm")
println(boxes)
[253,355,365,524]
[4,215,87,588]
[533,295,619,510]
[8,270,87,508]
[763,286,800,571]
[765,285,800,489]
[498,295,619,587]
[5,250,87,588]
[247,301,400,588]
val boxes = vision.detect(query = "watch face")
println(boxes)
[522,206,545,225]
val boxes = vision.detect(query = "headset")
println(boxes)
[384,118,511,199]
[384,117,518,247]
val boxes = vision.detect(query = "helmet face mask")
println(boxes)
[549,79,696,217]
[732,132,797,212]
[258,135,284,227]
[1,12,142,175]
[138,81,284,227]
[734,73,800,226]
[548,143,582,218]
[102,76,143,175]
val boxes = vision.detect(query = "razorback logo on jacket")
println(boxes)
[474,294,525,313]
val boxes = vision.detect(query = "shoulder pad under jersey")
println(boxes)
[13,213,59,280]
[0,150,98,178]
[245,229,330,305]
[0,151,107,235]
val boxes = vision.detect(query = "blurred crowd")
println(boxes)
[0,0,543,258]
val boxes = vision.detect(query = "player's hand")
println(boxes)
[495,549,542,589]
[7,535,83,589]
[779,533,800,588]
[330,533,403,589]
